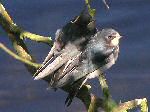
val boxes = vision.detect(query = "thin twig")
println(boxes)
[102,0,110,10]
[0,2,37,73]
[113,98,148,112]
[99,73,117,112]
[0,42,41,68]
[0,3,13,24]
[20,31,53,46]
[85,0,96,18]
[0,3,53,45]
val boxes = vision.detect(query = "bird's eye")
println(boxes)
[108,35,114,39]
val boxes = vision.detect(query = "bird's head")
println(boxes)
[100,28,122,47]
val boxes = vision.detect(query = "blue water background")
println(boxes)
[0,0,150,112]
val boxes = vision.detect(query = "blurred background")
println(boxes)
[0,0,150,112]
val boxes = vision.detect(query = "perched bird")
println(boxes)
[34,28,121,86]
[34,13,121,105]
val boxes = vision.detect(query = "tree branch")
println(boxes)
[20,31,53,46]
[0,2,37,73]
[0,42,41,68]
[114,98,148,112]
[0,3,53,46]
[99,73,118,112]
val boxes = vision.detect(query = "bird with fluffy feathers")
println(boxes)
[34,12,121,105]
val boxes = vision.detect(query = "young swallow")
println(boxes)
[34,29,121,85]
[34,13,121,105]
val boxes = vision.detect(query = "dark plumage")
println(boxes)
[34,29,121,85]
[34,13,121,105]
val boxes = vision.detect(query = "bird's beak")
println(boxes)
[115,33,122,40]
[118,36,122,39]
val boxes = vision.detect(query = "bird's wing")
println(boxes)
[34,29,64,77]
[53,45,116,87]
[51,49,102,88]
[34,43,80,80]
[61,52,81,77]
[42,29,64,65]
[34,52,69,80]
[33,45,56,77]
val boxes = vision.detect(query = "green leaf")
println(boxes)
[88,8,96,18]
[85,0,96,18]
